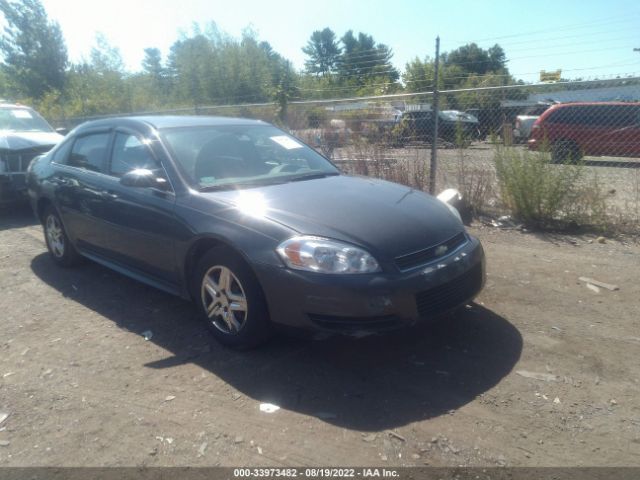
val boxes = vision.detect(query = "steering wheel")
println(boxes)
[269,163,305,174]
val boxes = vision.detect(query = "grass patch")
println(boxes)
[494,146,609,229]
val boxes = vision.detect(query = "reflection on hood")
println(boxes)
[0,131,64,150]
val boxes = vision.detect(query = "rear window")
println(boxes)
[67,133,110,173]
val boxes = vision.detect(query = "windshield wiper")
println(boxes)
[286,172,340,182]
[199,172,340,192]
[199,178,290,192]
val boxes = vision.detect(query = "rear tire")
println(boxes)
[42,206,82,267]
[552,140,582,164]
[193,246,271,349]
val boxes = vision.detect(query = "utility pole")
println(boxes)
[429,36,440,195]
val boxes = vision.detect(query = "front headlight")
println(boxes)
[276,236,381,274]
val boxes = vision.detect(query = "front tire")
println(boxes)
[42,206,81,267]
[194,247,271,349]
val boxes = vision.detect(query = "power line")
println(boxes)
[503,33,640,54]
[453,13,639,43]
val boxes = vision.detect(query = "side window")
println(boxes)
[68,133,110,172]
[547,107,573,124]
[109,132,160,177]
[611,106,638,128]
[51,139,73,164]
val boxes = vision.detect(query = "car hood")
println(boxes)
[209,175,464,259]
[0,131,64,150]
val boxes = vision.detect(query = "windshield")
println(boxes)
[0,107,54,133]
[160,124,339,190]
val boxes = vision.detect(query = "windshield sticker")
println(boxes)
[12,109,33,119]
[270,135,303,150]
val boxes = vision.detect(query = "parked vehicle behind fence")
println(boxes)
[27,115,485,348]
[513,102,555,143]
[0,104,64,205]
[396,110,480,146]
[528,102,640,162]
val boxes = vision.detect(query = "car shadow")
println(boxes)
[30,252,522,431]
[0,202,38,231]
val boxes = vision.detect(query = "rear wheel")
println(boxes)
[552,140,582,164]
[194,247,271,349]
[42,206,82,267]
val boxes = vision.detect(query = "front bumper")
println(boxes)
[254,234,485,334]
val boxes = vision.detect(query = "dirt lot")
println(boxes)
[0,205,639,467]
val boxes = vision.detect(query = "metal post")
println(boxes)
[429,36,440,195]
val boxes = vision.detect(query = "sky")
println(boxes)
[36,0,640,84]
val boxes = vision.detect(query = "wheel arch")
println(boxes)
[183,235,260,301]
[552,138,583,162]
[36,197,54,223]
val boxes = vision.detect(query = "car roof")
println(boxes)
[550,102,640,108]
[75,115,268,131]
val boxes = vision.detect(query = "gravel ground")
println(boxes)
[0,205,639,467]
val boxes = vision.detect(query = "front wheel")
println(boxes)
[194,247,271,349]
[42,206,82,267]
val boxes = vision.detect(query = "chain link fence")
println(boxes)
[51,76,640,231]
[285,78,640,231]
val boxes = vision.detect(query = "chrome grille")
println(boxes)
[395,232,467,271]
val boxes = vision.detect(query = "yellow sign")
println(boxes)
[540,70,562,82]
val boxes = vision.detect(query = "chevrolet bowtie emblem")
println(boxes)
[435,245,448,257]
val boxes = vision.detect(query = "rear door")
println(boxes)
[571,106,607,156]
[51,130,113,255]
[604,105,640,157]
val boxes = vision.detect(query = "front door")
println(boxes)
[98,130,180,287]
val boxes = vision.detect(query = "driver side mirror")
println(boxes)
[120,169,168,190]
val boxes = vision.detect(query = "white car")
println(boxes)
[513,102,555,143]
[0,104,64,204]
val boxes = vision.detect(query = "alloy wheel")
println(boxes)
[201,265,248,334]
[45,214,65,258]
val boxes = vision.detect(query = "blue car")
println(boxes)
[27,116,485,348]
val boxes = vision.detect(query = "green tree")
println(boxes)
[167,34,213,105]
[142,47,164,79]
[336,30,398,90]
[140,47,168,101]
[302,27,341,77]
[90,32,124,74]
[339,31,398,78]
[272,60,298,123]
[0,0,68,98]
[442,43,507,76]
